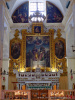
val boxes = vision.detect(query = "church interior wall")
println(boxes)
[3,15,11,59]
[2,60,9,90]
[67,58,75,89]
[2,16,11,90]
[66,24,74,57]
[1,0,75,91]
[65,12,75,90]
[8,25,67,90]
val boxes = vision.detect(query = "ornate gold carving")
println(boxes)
[9,29,22,75]
[21,23,54,71]
[49,29,55,68]
[21,29,27,69]
[57,29,62,38]
[9,24,67,76]
[21,29,28,35]
[9,60,15,76]
[54,29,66,60]
[54,29,67,76]
[32,23,43,35]
[14,29,19,38]
[10,34,22,60]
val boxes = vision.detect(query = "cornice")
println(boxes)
[10,23,31,29]
[44,23,64,29]
[10,23,64,30]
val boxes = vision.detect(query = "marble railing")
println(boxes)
[48,90,75,100]
[2,90,75,100]
[2,90,31,100]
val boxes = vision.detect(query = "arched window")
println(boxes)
[29,2,44,15]
[12,1,63,23]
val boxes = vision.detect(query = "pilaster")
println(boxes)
[0,1,5,99]
[72,3,75,45]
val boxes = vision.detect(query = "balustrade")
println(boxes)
[48,90,75,100]
[3,90,31,100]
[2,90,75,100]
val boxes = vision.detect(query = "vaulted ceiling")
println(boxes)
[7,0,70,16]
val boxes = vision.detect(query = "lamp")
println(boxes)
[29,10,46,22]
[51,67,58,72]
[71,45,75,52]
[18,67,25,72]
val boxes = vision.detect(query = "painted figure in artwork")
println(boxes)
[11,42,21,59]
[34,26,41,33]
[55,40,64,59]
[12,2,28,23]
[26,36,50,67]
[35,27,40,33]
[46,1,63,23]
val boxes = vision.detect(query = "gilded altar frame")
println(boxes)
[54,29,67,76]
[9,29,22,75]
[21,23,55,71]
[9,31,22,61]
[32,23,43,34]
[9,23,67,76]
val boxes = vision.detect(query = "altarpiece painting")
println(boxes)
[26,36,50,68]
[55,40,64,59]
[11,42,21,59]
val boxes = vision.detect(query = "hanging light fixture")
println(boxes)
[29,10,46,23]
